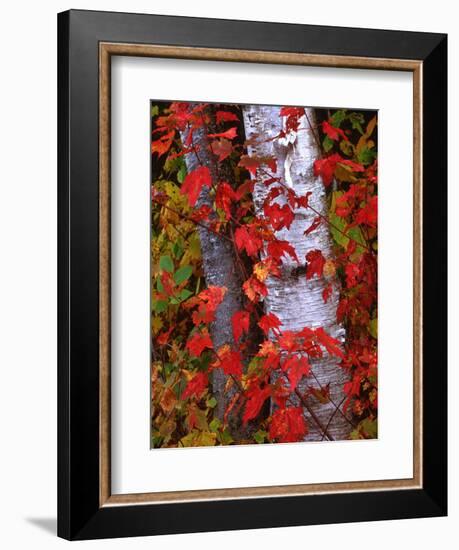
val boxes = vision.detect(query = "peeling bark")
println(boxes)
[242,105,352,441]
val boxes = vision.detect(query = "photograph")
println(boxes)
[151,101,378,448]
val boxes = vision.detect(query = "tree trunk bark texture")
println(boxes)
[242,105,351,441]
[181,109,243,423]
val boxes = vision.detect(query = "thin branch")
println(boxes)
[304,110,323,154]
[309,369,358,430]
[293,385,334,441]
[153,198,233,243]
[257,166,371,252]
[320,395,347,441]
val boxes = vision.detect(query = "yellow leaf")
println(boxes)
[180,430,217,447]
[152,316,163,335]
[196,431,217,446]
[369,318,378,339]
[323,259,336,279]
[365,116,377,139]
[254,261,269,282]
[160,387,177,414]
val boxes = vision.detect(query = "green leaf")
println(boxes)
[165,362,179,376]
[172,242,183,259]
[339,139,354,157]
[359,417,378,439]
[196,431,217,446]
[151,434,163,448]
[329,192,367,250]
[349,112,364,134]
[178,289,193,301]
[253,430,268,444]
[247,356,263,375]
[170,289,193,305]
[323,135,334,152]
[152,299,168,313]
[159,255,174,273]
[207,396,217,408]
[218,428,234,445]
[173,265,193,285]
[357,146,376,165]
[369,318,378,339]
[156,278,164,293]
[330,109,347,127]
[151,104,159,117]
[177,163,187,184]
[209,418,221,432]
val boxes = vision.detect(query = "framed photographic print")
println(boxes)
[57,9,447,540]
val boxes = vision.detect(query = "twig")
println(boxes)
[320,395,347,441]
[153,198,233,243]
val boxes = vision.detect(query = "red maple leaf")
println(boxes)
[322,283,333,303]
[191,286,226,325]
[210,138,233,162]
[156,326,173,346]
[180,166,212,206]
[345,263,361,288]
[262,351,281,372]
[258,313,282,336]
[151,129,175,157]
[234,225,263,257]
[239,155,277,176]
[280,106,305,118]
[313,153,343,187]
[264,187,284,204]
[267,240,299,263]
[315,327,344,359]
[190,205,212,222]
[322,120,349,141]
[243,275,268,303]
[269,406,307,443]
[216,110,240,124]
[181,371,209,400]
[278,330,299,352]
[232,310,250,343]
[216,346,243,377]
[306,249,326,279]
[280,107,305,132]
[198,286,226,303]
[264,202,295,231]
[295,191,312,209]
[215,182,236,219]
[192,305,216,326]
[208,127,238,140]
[308,383,331,404]
[186,330,213,357]
[344,373,362,398]
[243,384,271,423]
[282,355,311,391]
[354,195,377,228]
[160,271,176,296]
[304,216,321,236]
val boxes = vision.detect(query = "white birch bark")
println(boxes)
[242,105,352,441]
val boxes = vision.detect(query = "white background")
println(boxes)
[111,57,413,494]
[0,1,456,548]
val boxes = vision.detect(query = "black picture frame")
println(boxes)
[58,9,447,540]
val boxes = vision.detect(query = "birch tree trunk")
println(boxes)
[242,105,352,441]
[181,108,243,423]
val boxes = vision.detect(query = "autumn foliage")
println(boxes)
[151,101,378,447]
